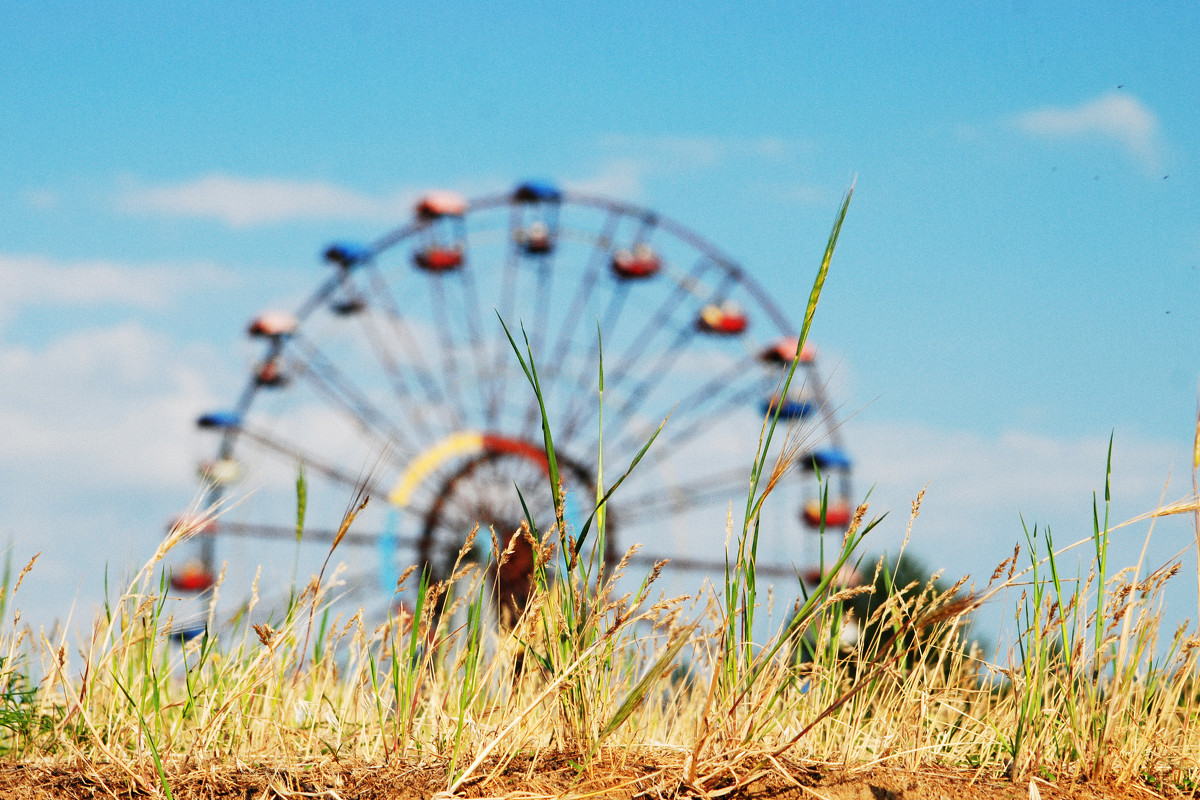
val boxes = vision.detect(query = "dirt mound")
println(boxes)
[0,759,1179,799]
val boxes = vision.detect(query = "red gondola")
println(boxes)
[171,561,215,593]
[802,499,853,529]
[247,311,298,338]
[254,357,287,387]
[759,337,816,365]
[415,191,467,219]
[414,246,464,272]
[612,243,660,279]
[696,301,748,335]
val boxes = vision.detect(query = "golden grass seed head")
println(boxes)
[395,564,418,594]
[13,552,39,596]
[254,623,277,647]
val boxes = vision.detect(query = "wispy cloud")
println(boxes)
[599,133,814,169]
[562,158,647,199]
[572,135,825,206]
[119,174,420,227]
[0,253,236,327]
[843,418,1190,578]
[0,322,222,487]
[0,320,229,632]
[1014,91,1164,173]
[23,188,60,210]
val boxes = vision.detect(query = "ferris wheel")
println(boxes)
[169,181,853,626]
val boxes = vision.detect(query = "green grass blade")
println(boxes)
[587,623,697,759]
[295,463,307,542]
[111,672,173,800]
[594,322,606,550]
[573,413,668,561]
[497,313,564,536]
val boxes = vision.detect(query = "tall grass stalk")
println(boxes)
[496,315,676,763]
[722,184,854,690]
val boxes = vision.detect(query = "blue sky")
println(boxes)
[3,3,1200,641]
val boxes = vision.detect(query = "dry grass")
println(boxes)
[2,188,1197,798]
[0,479,1197,798]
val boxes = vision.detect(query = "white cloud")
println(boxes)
[586,134,827,209]
[115,149,817,230]
[598,134,814,170]
[0,321,232,633]
[1014,92,1164,173]
[562,158,647,199]
[0,322,223,487]
[119,174,421,227]
[842,418,1192,582]
[23,188,60,210]
[0,253,236,327]
[842,417,1200,651]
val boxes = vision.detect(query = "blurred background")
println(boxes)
[2,2,1198,646]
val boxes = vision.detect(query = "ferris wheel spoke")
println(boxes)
[611,269,742,405]
[595,281,633,352]
[236,426,397,500]
[363,264,461,428]
[626,385,824,500]
[428,278,470,430]
[353,308,443,442]
[573,312,708,446]
[604,355,764,458]
[587,316,725,445]
[293,272,346,324]
[288,335,420,459]
[601,258,715,394]
[615,466,750,524]
[498,203,524,318]
[217,521,420,549]
[556,281,632,443]
[529,259,554,363]
[452,255,493,423]
[487,224,525,428]
[556,393,595,450]
[793,360,847,450]
[641,380,765,465]
[544,209,621,380]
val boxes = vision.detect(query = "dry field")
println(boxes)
[2,499,1198,800]
[1,192,1197,799]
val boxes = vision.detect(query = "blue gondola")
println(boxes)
[761,398,816,420]
[324,242,371,268]
[801,448,852,472]
[196,411,242,430]
[170,626,207,643]
[513,180,562,203]
[330,297,366,316]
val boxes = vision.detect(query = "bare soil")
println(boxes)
[0,755,1191,800]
